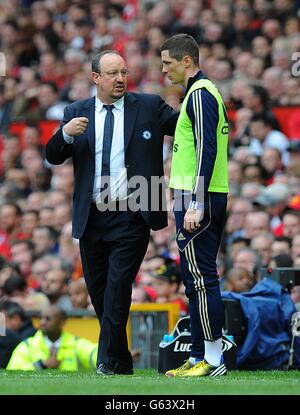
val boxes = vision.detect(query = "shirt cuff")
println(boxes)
[34,360,47,370]
[62,129,74,144]
[189,200,204,211]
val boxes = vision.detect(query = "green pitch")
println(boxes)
[0,369,300,395]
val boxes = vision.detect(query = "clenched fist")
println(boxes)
[63,117,89,136]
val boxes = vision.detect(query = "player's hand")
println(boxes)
[63,117,89,136]
[183,208,204,233]
[42,347,60,369]
[42,355,60,369]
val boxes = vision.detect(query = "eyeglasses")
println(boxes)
[98,70,129,78]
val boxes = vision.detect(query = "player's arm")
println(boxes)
[183,89,219,232]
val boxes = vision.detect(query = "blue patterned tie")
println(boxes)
[101,105,115,195]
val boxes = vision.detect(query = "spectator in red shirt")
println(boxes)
[0,203,26,259]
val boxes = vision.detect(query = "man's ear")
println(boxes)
[183,55,192,68]
[91,72,100,84]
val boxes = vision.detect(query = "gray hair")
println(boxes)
[91,50,121,73]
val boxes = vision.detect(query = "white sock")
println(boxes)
[204,338,223,367]
[189,357,201,365]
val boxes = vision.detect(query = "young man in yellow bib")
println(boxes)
[161,34,229,377]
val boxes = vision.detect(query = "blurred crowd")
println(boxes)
[1,0,300,327]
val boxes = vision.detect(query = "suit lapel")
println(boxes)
[82,97,95,157]
[82,94,137,157]
[124,93,138,154]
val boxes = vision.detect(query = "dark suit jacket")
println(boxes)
[0,329,22,368]
[46,93,178,238]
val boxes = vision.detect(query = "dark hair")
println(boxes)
[250,113,273,126]
[25,121,41,133]
[0,300,27,321]
[3,274,27,295]
[41,81,59,94]
[1,202,23,217]
[3,133,20,141]
[11,239,35,252]
[271,254,294,268]
[283,210,300,219]
[231,237,251,246]
[22,210,39,218]
[35,225,59,243]
[75,16,93,28]
[91,50,121,73]
[3,19,19,31]
[274,236,292,247]
[242,162,264,175]
[251,85,269,107]
[0,255,8,270]
[160,34,199,65]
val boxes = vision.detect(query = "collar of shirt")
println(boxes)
[45,336,61,350]
[181,70,207,102]
[95,96,124,112]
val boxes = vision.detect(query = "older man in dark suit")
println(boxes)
[46,50,177,375]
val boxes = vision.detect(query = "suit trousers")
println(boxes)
[79,202,150,370]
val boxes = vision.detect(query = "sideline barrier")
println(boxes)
[30,303,180,369]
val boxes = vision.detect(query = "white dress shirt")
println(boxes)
[63,96,128,203]
[45,336,61,353]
